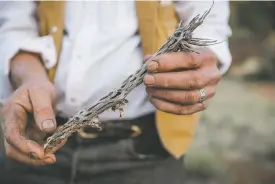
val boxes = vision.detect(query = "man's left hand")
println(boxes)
[143,49,221,115]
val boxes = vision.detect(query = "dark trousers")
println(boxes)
[0,113,185,184]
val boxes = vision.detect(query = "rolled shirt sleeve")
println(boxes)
[0,1,57,101]
[175,0,232,74]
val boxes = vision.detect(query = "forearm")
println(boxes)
[0,2,56,91]
[10,51,49,89]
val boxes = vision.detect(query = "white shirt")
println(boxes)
[0,1,232,120]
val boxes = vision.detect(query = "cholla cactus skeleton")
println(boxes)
[44,2,219,152]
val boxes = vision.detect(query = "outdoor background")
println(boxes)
[184,1,275,184]
[1,1,275,184]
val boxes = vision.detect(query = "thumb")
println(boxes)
[29,88,57,133]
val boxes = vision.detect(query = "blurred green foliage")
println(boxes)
[230,1,275,40]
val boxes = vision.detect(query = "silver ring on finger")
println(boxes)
[198,88,207,103]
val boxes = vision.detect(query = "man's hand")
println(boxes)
[1,78,64,166]
[144,49,221,115]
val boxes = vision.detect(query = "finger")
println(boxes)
[146,52,202,73]
[146,86,215,105]
[26,120,47,145]
[29,88,56,133]
[143,55,153,63]
[144,70,208,90]
[149,96,207,115]
[2,103,45,159]
[4,140,55,166]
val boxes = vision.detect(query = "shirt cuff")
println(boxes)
[0,35,57,77]
[0,35,57,101]
[206,40,232,75]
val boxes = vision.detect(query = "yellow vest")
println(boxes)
[36,1,199,159]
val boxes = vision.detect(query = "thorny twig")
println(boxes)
[44,1,219,152]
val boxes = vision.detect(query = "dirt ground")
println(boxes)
[184,76,275,184]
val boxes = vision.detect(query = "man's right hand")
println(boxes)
[1,78,61,166]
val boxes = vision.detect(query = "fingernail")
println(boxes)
[143,74,155,85]
[44,157,55,164]
[41,120,55,130]
[29,152,39,160]
[147,61,159,72]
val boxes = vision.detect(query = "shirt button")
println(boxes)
[51,26,58,33]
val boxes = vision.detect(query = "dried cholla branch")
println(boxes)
[44,2,218,152]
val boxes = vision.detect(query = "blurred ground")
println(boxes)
[185,77,275,184]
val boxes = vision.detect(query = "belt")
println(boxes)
[56,113,155,140]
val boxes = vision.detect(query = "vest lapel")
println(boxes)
[136,1,199,159]
[36,1,65,82]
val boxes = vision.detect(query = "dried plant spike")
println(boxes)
[43,2,220,152]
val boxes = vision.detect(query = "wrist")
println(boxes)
[9,51,49,88]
